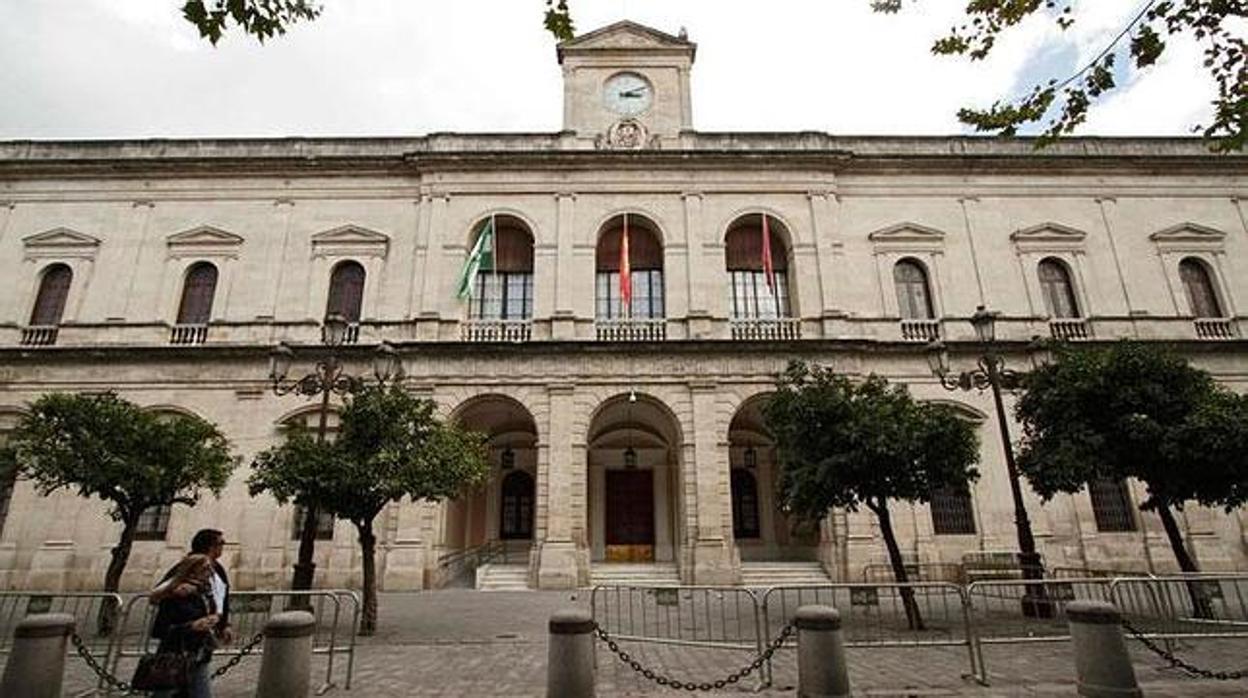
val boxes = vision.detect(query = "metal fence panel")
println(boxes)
[0,591,124,658]
[1110,575,1248,639]
[590,585,763,651]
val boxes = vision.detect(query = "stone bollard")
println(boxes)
[1066,600,1143,698]
[254,610,316,698]
[547,608,595,698]
[795,605,852,698]
[0,613,76,698]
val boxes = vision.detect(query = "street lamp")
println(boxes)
[926,304,1052,618]
[269,315,404,591]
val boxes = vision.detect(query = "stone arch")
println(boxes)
[591,208,670,246]
[465,210,538,247]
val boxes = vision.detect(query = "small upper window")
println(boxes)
[1038,258,1080,319]
[893,259,934,320]
[326,261,366,322]
[30,264,73,326]
[1179,258,1223,318]
[176,262,218,325]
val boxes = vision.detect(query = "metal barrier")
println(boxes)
[761,582,979,685]
[860,563,965,584]
[0,591,124,659]
[965,577,1115,683]
[590,585,763,652]
[109,589,359,694]
[1110,575,1248,639]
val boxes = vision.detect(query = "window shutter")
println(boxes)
[29,264,73,326]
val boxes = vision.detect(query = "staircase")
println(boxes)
[475,564,531,591]
[740,561,832,587]
[590,563,682,587]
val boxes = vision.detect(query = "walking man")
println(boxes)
[153,528,233,645]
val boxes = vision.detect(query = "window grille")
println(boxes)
[1089,479,1137,532]
[930,486,976,535]
[292,505,335,540]
[134,504,172,541]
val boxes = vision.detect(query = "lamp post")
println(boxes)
[926,305,1052,618]
[269,313,403,591]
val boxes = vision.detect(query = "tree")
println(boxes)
[1016,341,1248,581]
[249,384,489,634]
[764,362,980,630]
[181,0,322,45]
[4,393,235,598]
[872,1,1244,152]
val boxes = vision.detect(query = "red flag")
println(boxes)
[761,213,776,292]
[619,214,632,314]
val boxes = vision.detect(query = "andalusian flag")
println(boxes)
[456,217,495,300]
[761,213,776,292]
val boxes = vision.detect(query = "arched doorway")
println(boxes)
[441,395,539,582]
[586,393,683,565]
[729,394,820,561]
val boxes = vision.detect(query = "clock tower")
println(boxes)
[556,21,696,148]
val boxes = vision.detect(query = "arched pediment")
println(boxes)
[23,227,100,259]
[311,225,390,259]
[923,398,988,423]
[166,225,244,258]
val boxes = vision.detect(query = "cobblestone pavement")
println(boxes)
[46,590,1248,696]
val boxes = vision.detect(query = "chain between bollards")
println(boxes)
[69,629,266,694]
[1121,619,1248,681]
[593,621,793,692]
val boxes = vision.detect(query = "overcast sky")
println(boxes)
[0,0,1217,140]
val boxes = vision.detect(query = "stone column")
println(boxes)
[0,613,74,698]
[547,609,595,698]
[1066,601,1142,698]
[807,190,846,337]
[795,605,851,698]
[539,384,579,588]
[681,192,713,337]
[552,192,577,339]
[688,380,735,584]
[255,611,316,698]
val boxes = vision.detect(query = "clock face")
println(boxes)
[603,72,653,117]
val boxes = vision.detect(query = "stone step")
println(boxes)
[476,564,531,591]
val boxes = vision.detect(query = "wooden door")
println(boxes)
[605,469,655,562]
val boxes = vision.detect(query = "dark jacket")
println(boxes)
[151,586,217,660]
[158,560,231,633]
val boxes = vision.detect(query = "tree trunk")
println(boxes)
[357,520,378,636]
[868,498,924,631]
[291,504,320,592]
[98,514,138,635]
[1155,503,1213,619]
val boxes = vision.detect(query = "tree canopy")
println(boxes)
[1015,341,1248,573]
[4,393,235,594]
[765,361,980,628]
[249,384,489,633]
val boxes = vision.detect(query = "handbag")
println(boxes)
[130,649,193,691]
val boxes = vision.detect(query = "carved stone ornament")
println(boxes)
[598,119,650,150]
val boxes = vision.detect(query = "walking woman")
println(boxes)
[149,553,219,697]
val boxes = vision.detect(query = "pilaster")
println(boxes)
[538,383,579,588]
[687,380,736,585]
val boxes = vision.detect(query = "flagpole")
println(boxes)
[491,213,498,317]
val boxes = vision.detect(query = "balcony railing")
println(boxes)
[462,319,532,343]
[170,324,209,345]
[730,317,801,341]
[900,319,940,343]
[1049,318,1090,341]
[19,325,59,346]
[1194,318,1237,340]
[596,318,666,342]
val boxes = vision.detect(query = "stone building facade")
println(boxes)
[0,22,1245,591]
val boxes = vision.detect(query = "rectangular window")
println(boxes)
[595,271,664,319]
[729,271,791,319]
[471,272,532,320]
[292,505,335,540]
[1089,479,1137,532]
[134,504,173,541]
[930,486,976,535]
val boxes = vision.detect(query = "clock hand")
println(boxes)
[619,89,645,98]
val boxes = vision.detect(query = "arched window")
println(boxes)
[500,470,535,540]
[1179,258,1223,318]
[469,218,534,321]
[726,214,791,319]
[1038,258,1079,319]
[730,469,761,539]
[596,216,664,319]
[29,264,72,326]
[326,261,366,322]
[176,262,218,325]
[893,259,934,319]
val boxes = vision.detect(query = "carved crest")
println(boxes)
[597,119,652,150]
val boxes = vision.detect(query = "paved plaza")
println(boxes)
[49,590,1248,696]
